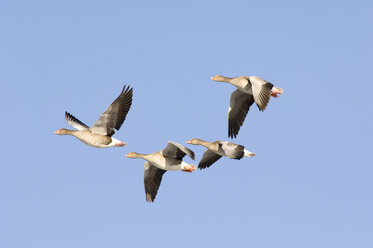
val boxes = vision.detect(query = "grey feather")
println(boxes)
[162,141,195,160]
[144,161,166,203]
[228,89,255,138]
[217,142,244,159]
[65,112,89,130]
[198,150,222,170]
[250,77,273,111]
[90,85,133,136]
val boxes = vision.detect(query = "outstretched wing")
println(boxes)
[144,161,166,202]
[219,141,245,159]
[228,89,255,138]
[90,85,133,136]
[65,112,89,130]
[198,150,222,170]
[249,76,273,111]
[162,141,195,160]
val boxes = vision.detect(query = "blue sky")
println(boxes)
[1,0,372,247]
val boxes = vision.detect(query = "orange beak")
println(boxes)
[185,140,192,144]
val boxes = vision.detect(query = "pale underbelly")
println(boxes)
[76,137,110,148]
[150,161,181,171]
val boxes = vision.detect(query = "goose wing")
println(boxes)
[162,141,195,160]
[144,161,166,202]
[65,112,89,130]
[90,85,133,136]
[249,76,273,111]
[198,150,222,170]
[219,141,245,159]
[228,89,255,138]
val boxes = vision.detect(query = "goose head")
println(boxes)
[53,128,70,135]
[186,138,203,145]
[210,75,226,82]
[125,152,142,158]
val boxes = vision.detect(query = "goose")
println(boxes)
[53,85,133,148]
[186,138,255,169]
[125,141,196,202]
[211,75,283,138]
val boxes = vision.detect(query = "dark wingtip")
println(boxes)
[65,111,71,120]
[121,84,133,94]
[190,152,196,161]
[65,112,72,121]
[198,163,211,170]
[228,130,237,139]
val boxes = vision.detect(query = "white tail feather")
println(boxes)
[272,87,284,94]
[181,162,196,171]
[244,149,256,157]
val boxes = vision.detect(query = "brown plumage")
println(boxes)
[54,85,133,148]
[211,75,283,138]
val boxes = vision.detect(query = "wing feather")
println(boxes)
[162,141,195,160]
[228,89,255,138]
[90,85,133,136]
[250,76,273,111]
[198,150,222,170]
[144,161,166,202]
[65,112,89,130]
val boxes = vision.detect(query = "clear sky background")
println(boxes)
[1,0,372,247]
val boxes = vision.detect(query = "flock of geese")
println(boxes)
[54,75,283,202]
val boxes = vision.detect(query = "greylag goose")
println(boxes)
[54,85,133,148]
[186,138,255,170]
[211,75,283,138]
[125,141,196,202]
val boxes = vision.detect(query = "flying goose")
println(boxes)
[211,75,283,138]
[126,141,196,202]
[186,138,255,169]
[54,85,133,148]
